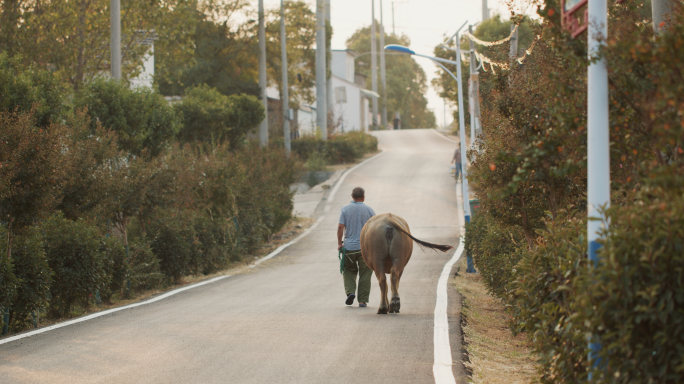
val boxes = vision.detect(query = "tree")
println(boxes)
[432,15,537,131]
[75,78,181,156]
[346,25,436,129]
[157,7,261,98]
[0,0,197,91]
[175,84,264,147]
[0,111,67,260]
[0,53,65,127]
[56,111,120,221]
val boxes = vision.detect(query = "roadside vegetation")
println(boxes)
[0,53,297,333]
[438,2,684,382]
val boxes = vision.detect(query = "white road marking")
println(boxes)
[326,151,385,205]
[0,213,328,346]
[250,215,326,268]
[431,129,459,144]
[433,240,465,384]
[0,275,231,346]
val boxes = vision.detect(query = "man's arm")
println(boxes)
[337,224,345,250]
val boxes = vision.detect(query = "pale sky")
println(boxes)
[249,0,538,127]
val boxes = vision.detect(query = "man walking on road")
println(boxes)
[451,144,462,180]
[337,187,376,307]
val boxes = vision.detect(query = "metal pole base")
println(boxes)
[466,254,477,273]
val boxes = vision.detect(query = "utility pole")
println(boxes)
[110,0,121,79]
[281,0,290,156]
[316,0,328,139]
[379,0,387,129]
[587,0,610,373]
[370,0,378,128]
[258,0,269,146]
[392,2,395,35]
[454,27,472,225]
[509,24,518,62]
[326,0,333,131]
[468,25,481,144]
[482,0,489,21]
[651,0,673,34]
[443,99,447,130]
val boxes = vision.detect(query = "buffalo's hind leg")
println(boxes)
[375,270,389,314]
[389,266,402,313]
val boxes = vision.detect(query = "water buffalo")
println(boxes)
[360,213,453,314]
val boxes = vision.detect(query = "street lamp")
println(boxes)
[385,21,471,227]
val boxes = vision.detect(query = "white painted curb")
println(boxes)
[433,240,464,384]
[0,212,329,345]
[0,275,230,346]
[250,215,325,268]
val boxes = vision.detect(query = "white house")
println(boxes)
[262,49,378,137]
[329,49,378,133]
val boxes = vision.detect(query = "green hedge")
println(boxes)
[0,60,300,335]
[508,213,588,383]
[291,131,378,165]
[8,228,52,332]
[576,193,684,383]
[42,213,109,317]
[465,212,525,298]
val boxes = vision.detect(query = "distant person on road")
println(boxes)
[451,144,462,179]
[393,116,400,130]
[337,187,376,307]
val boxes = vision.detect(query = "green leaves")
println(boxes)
[75,79,181,157]
[175,85,264,148]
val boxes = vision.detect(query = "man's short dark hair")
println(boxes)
[352,187,365,199]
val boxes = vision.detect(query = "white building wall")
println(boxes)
[130,43,154,89]
[297,106,316,136]
[330,75,363,133]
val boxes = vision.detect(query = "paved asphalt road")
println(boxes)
[0,130,465,384]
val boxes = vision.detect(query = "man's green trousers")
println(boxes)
[343,250,372,303]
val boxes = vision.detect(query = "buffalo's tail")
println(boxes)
[387,214,453,253]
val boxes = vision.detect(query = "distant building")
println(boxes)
[329,49,378,133]
[259,49,379,139]
[129,31,156,89]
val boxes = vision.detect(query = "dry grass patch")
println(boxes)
[454,257,536,383]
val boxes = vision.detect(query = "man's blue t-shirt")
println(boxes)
[339,201,376,251]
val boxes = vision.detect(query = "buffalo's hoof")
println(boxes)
[389,298,401,313]
[377,307,388,314]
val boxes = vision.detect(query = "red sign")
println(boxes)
[561,0,588,38]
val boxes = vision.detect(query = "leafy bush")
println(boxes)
[75,78,181,156]
[291,131,378,165]
[305,152,327,172]
[508,213,588,383]
[8,228,52,331]
[192,216,230,275]
[465,212,525,298]
[99,235,127,303]
[41,212,109,317]
[149,214,197,283]
[575,193,684,383]
[0,52,65,127]
[175,85,263,148]
[290,135,326,161]
[0,226,19,331]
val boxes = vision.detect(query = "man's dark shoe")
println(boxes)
[345,293,355,305]
[359,303,367,307]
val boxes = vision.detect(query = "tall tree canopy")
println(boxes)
[432,15,537,131]
[0,0,198,91]
[346,25,436,129]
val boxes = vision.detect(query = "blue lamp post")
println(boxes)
[386,22,477,274]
